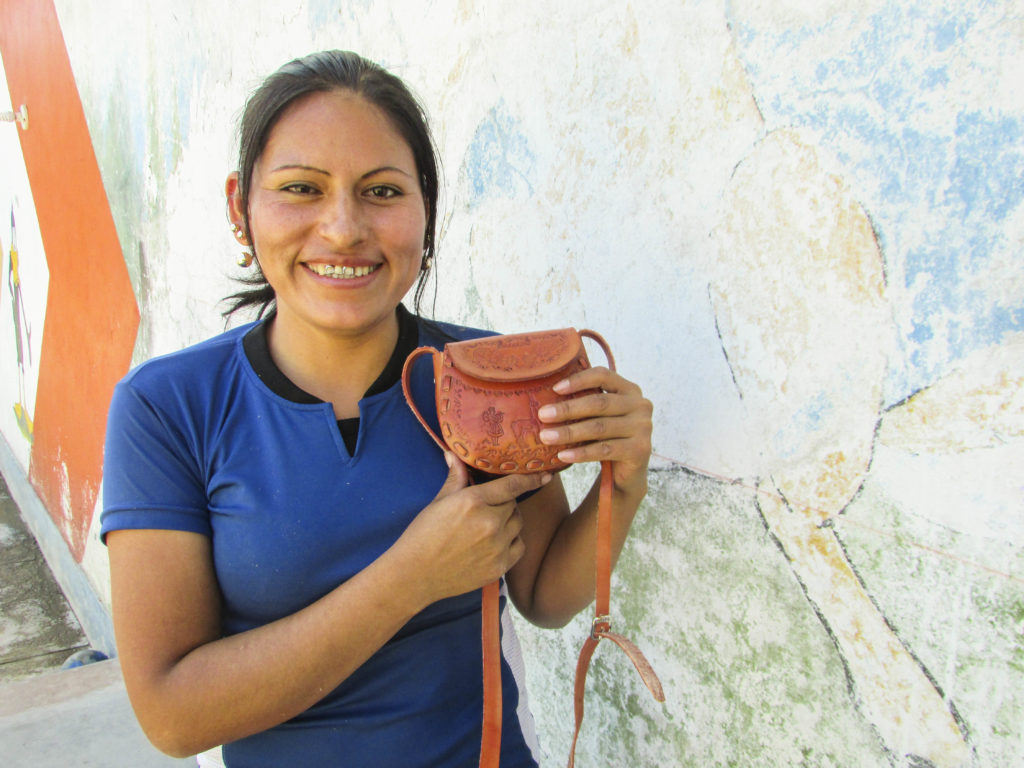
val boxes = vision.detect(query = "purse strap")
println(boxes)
[401,344,505,768]
[564,331,664,766]
[566,461,665,767]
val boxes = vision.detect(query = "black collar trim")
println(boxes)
[242,304,420,406]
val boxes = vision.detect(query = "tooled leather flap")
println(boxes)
[446,328,582,382]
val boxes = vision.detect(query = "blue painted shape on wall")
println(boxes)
[726,1,1024,404]
[771,391,837,460]
[949,112,1024,223]
[464,100,535,210]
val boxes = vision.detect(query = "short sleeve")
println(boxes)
[100,378,212,542]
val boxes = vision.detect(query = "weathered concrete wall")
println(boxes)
[1,0,1021,765]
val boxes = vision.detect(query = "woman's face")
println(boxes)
[230,89,426,339]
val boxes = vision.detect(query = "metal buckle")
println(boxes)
[590,614,612,639]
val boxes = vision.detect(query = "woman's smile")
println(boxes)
[304,262,381,279]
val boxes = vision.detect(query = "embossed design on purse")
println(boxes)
[482,406,504,445]
[511,395,543,450]
[461,331,572,374]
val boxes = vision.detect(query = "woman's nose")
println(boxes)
[318,194,367,246]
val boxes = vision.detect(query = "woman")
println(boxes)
[102,50,653,768]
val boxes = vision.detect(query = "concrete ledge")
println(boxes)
[0,435,115,656]
[0,658,194,766]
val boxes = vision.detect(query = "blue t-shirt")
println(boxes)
[101,308,540,767]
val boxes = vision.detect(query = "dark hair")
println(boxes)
[223,50,439,318]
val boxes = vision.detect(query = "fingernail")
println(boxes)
[557,449,576,463]
[537,405,557,421]
[553,379,570,394]
[539,429,558,444]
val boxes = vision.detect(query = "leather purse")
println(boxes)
[401,328,610,475]
[402,328,663,768]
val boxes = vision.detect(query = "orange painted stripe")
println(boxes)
[1,0,139,560]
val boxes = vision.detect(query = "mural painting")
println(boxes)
[6,209,33,441]
[0,0,139,560]
[0,55,47,470]
[709,128,969,766]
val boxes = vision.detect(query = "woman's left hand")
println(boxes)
[536,366,653,496]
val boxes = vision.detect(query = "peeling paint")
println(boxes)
[462,100,536,209]
[709,129,888,494]
[760,486,970,767]
[880,332,1024,453]
[727,1,1024,402]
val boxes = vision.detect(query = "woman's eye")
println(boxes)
[282,182,318,195]
[366,185,400,200]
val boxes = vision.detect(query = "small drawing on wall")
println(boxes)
[5,207,33,441]
[0,186,47,459]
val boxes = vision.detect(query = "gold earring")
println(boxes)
[237,251,254,268]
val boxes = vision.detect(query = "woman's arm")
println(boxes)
[504,365,653,628]
[108,466,548,758]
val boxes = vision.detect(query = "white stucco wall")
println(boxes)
[4,1,1018,765]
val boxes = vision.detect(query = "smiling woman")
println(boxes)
[99,50,653,768]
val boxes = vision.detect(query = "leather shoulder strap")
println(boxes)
[566,460,664,765]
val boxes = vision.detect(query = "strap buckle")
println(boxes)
[590,614,612,639]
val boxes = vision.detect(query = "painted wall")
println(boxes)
[1,0,1021,765]
[0,0,138,650]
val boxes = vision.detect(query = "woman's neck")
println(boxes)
[265,308,400,419]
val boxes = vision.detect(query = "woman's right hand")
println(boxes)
[396,453,551,603]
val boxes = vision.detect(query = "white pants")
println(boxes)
[196,746,225,767]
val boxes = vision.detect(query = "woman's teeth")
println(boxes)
[307,263,378,279]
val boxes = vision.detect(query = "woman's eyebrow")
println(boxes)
[362,165,416,180]
[269,163,330,175]
[267,164,415,180]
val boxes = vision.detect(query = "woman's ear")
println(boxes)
[225,172,244,229]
